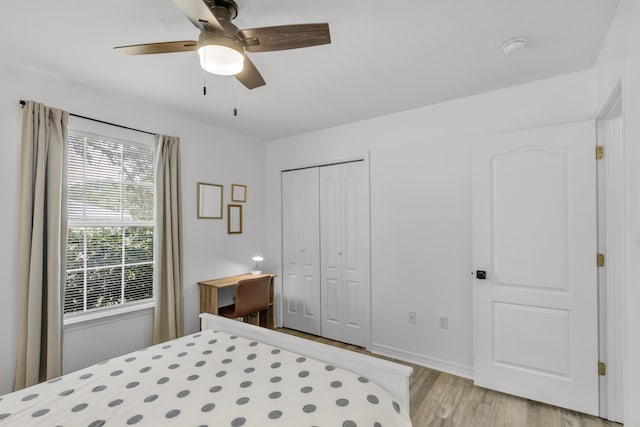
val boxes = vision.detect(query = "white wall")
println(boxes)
[0,59,266,394]
[594,1,640,424]
[265,69,596,377]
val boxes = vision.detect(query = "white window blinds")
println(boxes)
[65,130,155,316]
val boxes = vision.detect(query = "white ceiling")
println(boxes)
[0,1,618,140]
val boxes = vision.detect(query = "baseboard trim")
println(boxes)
[371,343,474,379]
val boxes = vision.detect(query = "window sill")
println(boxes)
[64,301,155,331]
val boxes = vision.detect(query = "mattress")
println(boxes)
[0,329,412,426]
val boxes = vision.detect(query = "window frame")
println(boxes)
[64,117,156,325]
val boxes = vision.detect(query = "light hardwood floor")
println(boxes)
[277,328,621,427]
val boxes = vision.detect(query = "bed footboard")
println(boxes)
[199,313,413,414]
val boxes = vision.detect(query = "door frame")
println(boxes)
[596,81,625,422]
[278,152,372,350]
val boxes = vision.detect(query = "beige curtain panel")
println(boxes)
[153,134,184,344]
[14,101,68,390]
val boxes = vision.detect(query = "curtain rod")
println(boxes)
[19,100,156,136]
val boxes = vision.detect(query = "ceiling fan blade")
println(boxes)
[239,23,330,53]
[171,0,224,32]
[114,41,198,55]
[236,56,266,89]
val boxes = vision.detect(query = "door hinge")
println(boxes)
[597,253,605,267]
[599,361,607,376]
[596,146,605,160]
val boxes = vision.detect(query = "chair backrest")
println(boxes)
[234,276,271,317]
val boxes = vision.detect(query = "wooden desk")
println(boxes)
[198,273,276,329]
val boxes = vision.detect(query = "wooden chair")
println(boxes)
[218,276,272,327]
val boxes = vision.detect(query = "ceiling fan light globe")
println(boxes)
[198,45,244,76]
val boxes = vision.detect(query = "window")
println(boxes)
[64,125,155,318]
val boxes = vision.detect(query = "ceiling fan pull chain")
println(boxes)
[233,79,238,116]
[203,50,207,96]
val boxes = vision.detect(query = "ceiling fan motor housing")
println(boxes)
[198,30,243,54]
[205,0,238,20]
[205,0,242,40]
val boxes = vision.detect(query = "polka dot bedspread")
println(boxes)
[0,330,412,426]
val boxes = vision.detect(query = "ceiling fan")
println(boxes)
[114,0,331,89]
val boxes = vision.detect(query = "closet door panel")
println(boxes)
[320,162,370,347]
[320,165,343,342]
[341,162,369,347]
[285,273,300,314]
[283,160,370,347]
[345,280,360,326]
[282,168,321,335]
[325,278,341,323]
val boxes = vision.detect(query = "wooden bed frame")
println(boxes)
[200,313,413,413]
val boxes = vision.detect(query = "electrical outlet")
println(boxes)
[408,311,416,324]
[439,316,448,329]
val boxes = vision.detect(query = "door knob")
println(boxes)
[476,270,487,280]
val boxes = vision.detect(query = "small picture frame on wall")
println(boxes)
[228,204,243,234]
[231,184,247,202]
[197,182,223,219]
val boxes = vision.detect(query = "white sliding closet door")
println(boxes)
[282,168,321,335]
[320,161,370,347]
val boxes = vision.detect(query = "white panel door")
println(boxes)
[320,161,370,347]
[472,121,599,415]
[320,165,342,341]
[282,168,321,335]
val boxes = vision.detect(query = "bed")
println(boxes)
[0,313,413,426]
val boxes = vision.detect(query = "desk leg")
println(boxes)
[256,309,271,329]
[267,277,275,329]
[265,307,274,329]
[199,286,219,315]
[199,286,219,331]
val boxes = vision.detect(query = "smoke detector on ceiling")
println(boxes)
[502,37,528,56]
